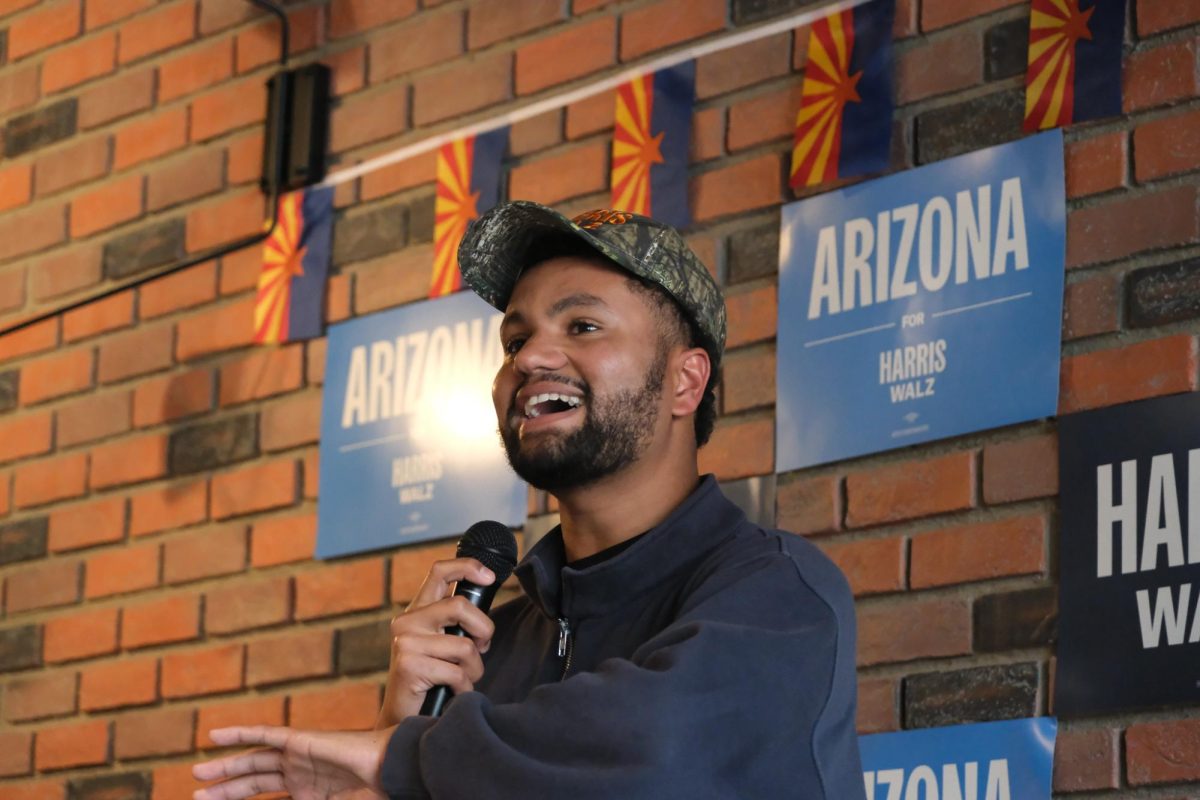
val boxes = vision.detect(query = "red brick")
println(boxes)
[247,628,333,686]
[0,266,24,315]
[726,83,801,152]
[0,730,33,776]
[856,677,899,734]
[573,0,614,10]
[1052,727,1118,792]
[0,470,9,515]
[251,512,316,567]
[1124,39,1198,114]
[295,558,385,620]
[13,452,88,508]
[352,246,433,313]
[152,762,209,800]
[0,61,39,117]
[921,0,1020,31]
[0,163,33,213]
[70,174,143,238]
[18,348,92,406]
[509,110,562,157]
[225,130,263,185]
[858,598,971,666]
[218,248,261,295]
[329,0,417,38]
[1064,271,1119,341]
[306,337,327,385]
[326,45,365,97]
[724,284,776,349]
[196,696,284,749]
[129,479,208,536]
[89,433,167,490]
[43,606,118,662]
[846,451,975,528]
[62,291,134,342]
[720,345,774,414]
[697,415,773,480]
[48,496,126,552]
[1135,107,1200,183]
[190,79,266,142]
[118,0,194,63]
[260,392,321,452]
[1136,0,1200,34]
[1065,132,1126,199]
[77,68,154,129]
[114,706,195,759]
[131,369,213,429]
[205,575,290,634]
[370,11,463,83]
[516,17,614,95]
[41,30,115,93]
[197,0,260,34]
[692,154,781,222]
[162,523,247,584]
[139,261,217,319]
[6,559,80,613]
[186,190,264,252]
[176,297,257,360]
[391,539,457,602]
[413,52,512,126]
[325,273,351,323]
[34,136,109,197]
[696,34,791,100]
[330,84,410,154]
[80,655,157,710]
[113,108,188,171]
[982,432,1058,504]
[776,474,840,535]
[0,318,58,365]
[150,150,226,213]
[31,245,102,301]
[34,719,108,771]
[122,593,200,649]
[9,0,82,61]
[469,0,558,49]
[84,541,160,598]
[564,89,613,140]
[897,28,981,104]
[1127,719,1200,784]
[3,672,77,722]
[218,345,304,406]
[158,37,234,103]
[96,325,173,385]
[162,643,244,700]
[289,682,379,731]
[509,143,608,206]
[211,459,297,519]
[911,514,1046,588]
[620,0,724,60]
[0,411,52,463]
[235,6,319,73]
[0,203,68,262]
[86,0,154,30]
[1060,335,1197,414]
[821,536,904,596]
[691,106,724,162]
[0,0,38,17]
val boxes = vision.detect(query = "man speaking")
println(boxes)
[193,202,865,799]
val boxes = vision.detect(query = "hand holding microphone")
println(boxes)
[377,521,518,726]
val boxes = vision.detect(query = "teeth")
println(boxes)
[523,392,582,418]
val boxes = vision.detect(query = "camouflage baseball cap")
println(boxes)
[458,201,726,357]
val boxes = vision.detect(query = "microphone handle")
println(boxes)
[419,582,493,717]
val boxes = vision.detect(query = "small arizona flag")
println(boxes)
[430,127,509,298]
[611,61,695,230]
[789,0,895,190]
[1023,0,1125,131]
[254,186,333,344]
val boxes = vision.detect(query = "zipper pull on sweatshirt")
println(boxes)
[556,618,571,658]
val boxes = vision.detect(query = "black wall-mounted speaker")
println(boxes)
[261,62,331,193]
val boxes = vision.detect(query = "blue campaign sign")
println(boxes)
[316,291,526,559]
[776,131,1066,471]
[860,718,1057,800]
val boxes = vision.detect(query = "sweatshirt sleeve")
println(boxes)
[379,545,862,800]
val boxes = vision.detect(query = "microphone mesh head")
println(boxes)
[456,520,519,583]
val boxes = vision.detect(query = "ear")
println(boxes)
[670,347,711,418]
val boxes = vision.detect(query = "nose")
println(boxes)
[512,331,568,376]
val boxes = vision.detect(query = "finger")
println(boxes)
[193,772,286,800]
[393,596,496,642]
[394,652,474,696]
[394,633,486,683]
[193,749,283,782]
[409,558,495,609]
[205,726,294,751]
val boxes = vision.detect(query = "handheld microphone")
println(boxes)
[420,520,518,717]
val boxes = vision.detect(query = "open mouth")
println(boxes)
[523,392,583,419]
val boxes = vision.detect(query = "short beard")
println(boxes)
[499,348,667,493]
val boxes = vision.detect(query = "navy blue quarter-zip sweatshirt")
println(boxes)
[381,476,865,799]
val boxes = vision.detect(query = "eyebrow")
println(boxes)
[501,292,608,329]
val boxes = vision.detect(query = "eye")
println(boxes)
[569,320,599,335]
[502,336,526,356]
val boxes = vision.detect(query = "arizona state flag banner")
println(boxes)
[430,127,509,297]
[1023,0,1125,131]
[789,0,895,190]
[611,61,695,230]
[255,186,334,344]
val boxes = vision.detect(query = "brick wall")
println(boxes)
[0,0,1196,797]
